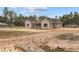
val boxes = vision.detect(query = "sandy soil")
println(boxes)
[0,28,79,52]
[0,27,51,32]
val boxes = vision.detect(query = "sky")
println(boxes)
[0,7,79,18]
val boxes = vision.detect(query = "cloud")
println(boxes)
[6,7,48,13]
[24,7,48,13]
[8,7,18,11]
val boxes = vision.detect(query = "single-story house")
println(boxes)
[24,19,62,29]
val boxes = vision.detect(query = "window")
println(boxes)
[44,23,47,27]
[27,24,29,27]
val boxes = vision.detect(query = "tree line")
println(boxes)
[0,7,79,27]
[60,12,79,27]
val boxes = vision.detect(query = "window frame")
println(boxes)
[44,23,48,27]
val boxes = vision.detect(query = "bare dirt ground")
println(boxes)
[0,28,79,52]
[0,27,51,32]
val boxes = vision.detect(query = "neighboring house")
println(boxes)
[0,23,8,27]
[25,19,62,29]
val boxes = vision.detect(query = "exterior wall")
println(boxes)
[58,23,62,28]
[35,23,41,29]
[31,23,37,29]
[50,23,54,29]
[25,20,32,28]
[25,20,62,29]
[53,23,62,29]
[41,19,51,29]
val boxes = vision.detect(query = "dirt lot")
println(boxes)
[0,31,38,39]
[0,28,79,52]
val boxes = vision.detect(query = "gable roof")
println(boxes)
[46,18,62,23]
[25,19,41,23]
[25,18,62,23]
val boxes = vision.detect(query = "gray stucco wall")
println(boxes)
[57,23,62,28]
[25,20,62,29]
[41,19,51,29]
[53,23,62,29]
[25,20,32,28]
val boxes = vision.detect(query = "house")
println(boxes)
[24,18,62,29]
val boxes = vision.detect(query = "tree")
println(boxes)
[60,12,79,27]
[33,15,37,20]
[0,16,5,23]
[5,10,16,27]
[14,14,24,26]
[73,12,79,25]
[39,16,47,20]
[3,7,9,23]
[29,15,37,20]
[55,16,58,19]
[3,7,9,17]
